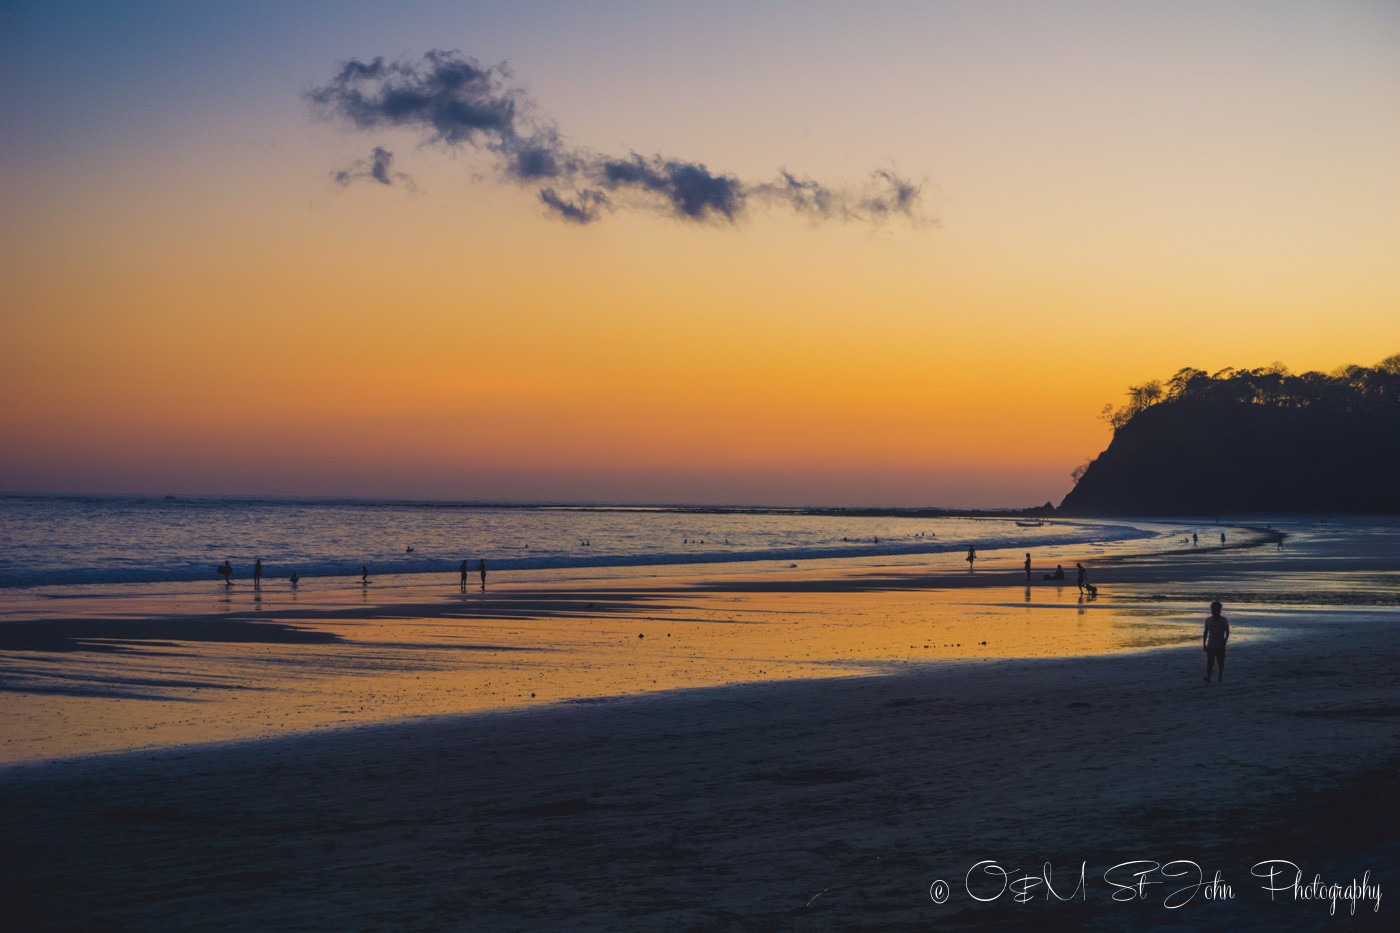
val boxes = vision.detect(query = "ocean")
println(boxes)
[0,495,1155,588]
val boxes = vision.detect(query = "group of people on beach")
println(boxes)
[978,545,1232,682]
[967,549,1098,598]
[459,559,486,591]
[215,558,487,590]
[215,534,1236,684]
[215,559,306,588]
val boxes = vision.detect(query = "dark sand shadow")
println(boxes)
[0,618,342,653]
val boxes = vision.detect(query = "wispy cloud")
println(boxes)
[333,145,414,189]
[310,50,930,226]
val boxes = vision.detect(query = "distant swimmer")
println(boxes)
[253,559,263,588]
[360,566,369,585]
[459,560,469,592]
[1024,553,1032,581]
[1203,600,1230,682]
[478,558,486,590]
[406,546,414,553]
[290,571,300,588]
[966,546,977,572]
[1076,562,1088,594]
[217,560,233,586]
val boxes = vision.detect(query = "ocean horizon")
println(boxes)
[0,493,1158,589]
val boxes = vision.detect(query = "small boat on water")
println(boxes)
[1015,520,1045,527]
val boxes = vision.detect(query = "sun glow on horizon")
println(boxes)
[2,2,1397,506]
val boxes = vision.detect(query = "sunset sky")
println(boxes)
[2,1,1397,506]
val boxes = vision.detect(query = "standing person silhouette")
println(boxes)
[1220,531,1226,546]
[1192,532,1198,547]
[1076,562,1088,594]
[253,559,263,589]
[217,560,233,586]
[1203,600,1230,682]
[1024,553,1032,581]
[459,560,469,592]
[290,571,300,588]
[478,558,486,590]
[966,547,977,572]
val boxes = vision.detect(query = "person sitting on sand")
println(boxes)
[1203,600,1230,682]
[1042,564,1065,581]
[217,560,233,586]
[966,546,976,572]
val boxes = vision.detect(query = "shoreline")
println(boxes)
[0,516,1256,603]
[0,513,1170,591]
[2,521,1389,766]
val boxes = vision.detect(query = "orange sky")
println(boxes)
[2,2,1397,505]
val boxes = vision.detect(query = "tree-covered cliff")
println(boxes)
[1058,356,1400,515]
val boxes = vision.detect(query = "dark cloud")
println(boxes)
[310,50,929,227]
[600,154,743,221]
[333,146,414,188]
[539,187,608,224]
[310,52,516,144]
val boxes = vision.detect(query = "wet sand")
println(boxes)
[1,522,1397,929]
[0,526,1279,763]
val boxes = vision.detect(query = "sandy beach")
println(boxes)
[2,522,1397,930]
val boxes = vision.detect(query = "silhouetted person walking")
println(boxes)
[478,559,486,589]
[217,560,233,586]
[1203,600,1230,682]
[459,560,469,592]
[966,547,976,572]
[1076,562,1088,594]
[1192,532,1198,547]
[360,566,369,585]
[1024,553,1032,581]
[253,559,263,588]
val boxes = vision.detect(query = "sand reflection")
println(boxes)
[0,564,1207,762]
